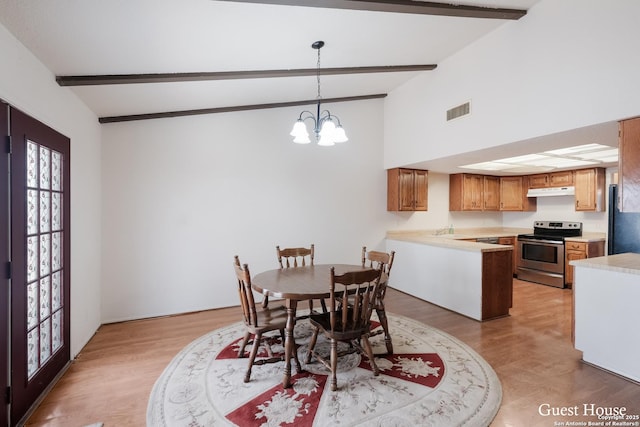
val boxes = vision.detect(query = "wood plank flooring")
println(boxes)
[24,279,640,426]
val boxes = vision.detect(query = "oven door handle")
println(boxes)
[519,239,563,246]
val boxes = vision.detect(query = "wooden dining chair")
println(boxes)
[266,244,327,315]
[305,267,382,391]
[234,256,300,383]
[362,246,395,355]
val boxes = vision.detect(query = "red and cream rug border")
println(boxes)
[147,312,502,426]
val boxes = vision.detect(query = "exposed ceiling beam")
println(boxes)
[57,64,436,86]
[219,0,527,20]
[98,93,387,123]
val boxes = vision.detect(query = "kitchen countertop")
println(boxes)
[387,228,607,253]
[386,228,529,253]
[570,252,640,275]
[565,232,606,243]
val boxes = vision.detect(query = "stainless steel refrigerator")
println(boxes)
[608,184,640,254]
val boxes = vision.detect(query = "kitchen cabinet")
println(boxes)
[499,176,537,211]
[449,174,498,211]
[564,240,605,286]
[483,176,500,211]
[498,236,517,277]
[574,167,605,211]
[387,168,428,211]
[618,118,640,212]
[528,171,574,188]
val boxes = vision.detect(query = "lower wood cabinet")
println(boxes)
[498,236,517,276]
[565,240,605,286]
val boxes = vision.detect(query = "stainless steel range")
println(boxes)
[516,221,583,288]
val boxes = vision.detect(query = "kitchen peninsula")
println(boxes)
[386,228,526,321]
[572,253,640,383]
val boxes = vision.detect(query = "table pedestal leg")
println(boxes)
[283,299,298,388]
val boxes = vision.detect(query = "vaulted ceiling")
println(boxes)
[0,0,540,123]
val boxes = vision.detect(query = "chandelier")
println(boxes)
[290,41,348,146]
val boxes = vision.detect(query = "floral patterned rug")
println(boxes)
[147,312,502,426]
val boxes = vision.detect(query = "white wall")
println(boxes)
[101,100,398,322]
[384,0,640,169]
[0,24,102,357]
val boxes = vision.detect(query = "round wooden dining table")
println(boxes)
[252,264,371,388]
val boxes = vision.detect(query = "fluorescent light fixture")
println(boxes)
[526,158,598,168]
[496,154,549,164]
[460,162,518,171]
[573,148,619,160]
[459,143,618,173]
[544,143,606,155]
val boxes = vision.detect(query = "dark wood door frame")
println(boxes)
[1,101,9,427]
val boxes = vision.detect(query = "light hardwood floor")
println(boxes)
[25,279,640,426]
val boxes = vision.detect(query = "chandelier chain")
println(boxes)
[316,46,321,101]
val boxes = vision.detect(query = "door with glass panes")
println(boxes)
[8,107,70,424]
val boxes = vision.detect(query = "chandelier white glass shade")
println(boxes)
[290,41,348,146]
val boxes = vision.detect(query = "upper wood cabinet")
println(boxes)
[483,176,500,211]
[450,174,486,211]
[528,171,574,188]
[574,167,605,211]
[387,168,428,211]
[619,118,640,212]
[450,174,536,212]
[499,176,537,211]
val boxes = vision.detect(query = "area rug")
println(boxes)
[147,312,502,426]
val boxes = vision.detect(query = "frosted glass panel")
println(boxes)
[27,328,39,378]
[27,189,38,235]
[52,311,62,352]
[27,140,38,188]
[52,271,61,311]
[39,234,50,277]
[40,191,50,233]
[39,146,50,189]
[52,232,61,271]
[52,151,61,191]
[40,318,51,363]
[27,236,38,282]
[52,193,61,231]
[27,282,38,329]
[24,141,66,380]
[40,276,51,319]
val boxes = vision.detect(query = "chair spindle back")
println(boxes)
[277,244,314,269]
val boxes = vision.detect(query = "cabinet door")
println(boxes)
[498,237,517,276]
[575,168,604,211]
[565,250,585,285]
[398,169,416,211]
[499,176,523,211]
[413,169,428,211]
[463,174,484,210]
[528,174,549,188]
[619,118,640,212]
[550,171,574,187]
[483,176,500,211]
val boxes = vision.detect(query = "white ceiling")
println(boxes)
[3,0,619,174]
[0,0,539,117]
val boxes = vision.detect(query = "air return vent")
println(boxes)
[446,102,470,121]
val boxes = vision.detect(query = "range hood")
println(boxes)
[527,186,575,197]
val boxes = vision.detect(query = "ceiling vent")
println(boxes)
[447,102,470,121]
